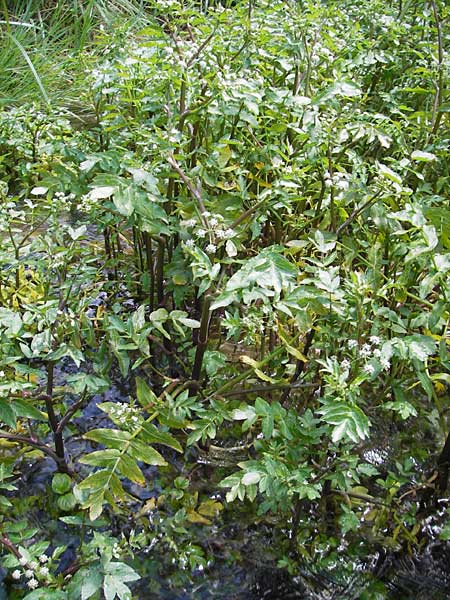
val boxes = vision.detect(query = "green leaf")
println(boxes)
[84,429,131,449]
[81,569,103,600]
[242,471,261,486]
[411,150,436,162]
[128,440,167,466]
[377,162,402,185]
[57,492,77,511]
[89,186,116,200]
[52,473,72,495]
[113,187,135,216]
[12,398,47,421]
[340,505,360,534]
[103,561,140,600]
[135,377,158,409]
[319,404,370,443]
[0,399,16,429]
[140,422,182,452]
[80,449,123,468]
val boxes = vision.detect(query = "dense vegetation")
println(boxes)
[0,0,449,597]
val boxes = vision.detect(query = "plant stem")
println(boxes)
[191,294,212,385]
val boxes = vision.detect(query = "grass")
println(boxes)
[0,0,150,106]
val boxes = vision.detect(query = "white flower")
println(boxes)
[215,229,225,239]
[186,219,196,227]
[38,555,49,564]
[29,562,38,570]
[369,335,381,345]
[196,228,206,238]
[27,579,39,590]
[373,348,381,358]
[25,570,34,578]
[12,570,21,580]
[380,358,390,371]
[202,211,211,218]
[341,359,350,370]
[39,566,49,577]
[271,156,283,168]
[360,344,372,358]
[363,364,375,375]
[347,339,358,349]
[209,217,219,228]
[224,228,234,238]
[19,556,28,566]
[206,243,216,254]
[184,239,194,248]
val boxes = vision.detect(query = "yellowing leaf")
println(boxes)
[186,509,211,525]
[197,499,223,517]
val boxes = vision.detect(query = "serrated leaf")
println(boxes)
[0,400,16,429]
[140,422,182,452]
[84,429,131,448]
[128,440,167,466]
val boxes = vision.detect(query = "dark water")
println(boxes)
[2,331,450,599]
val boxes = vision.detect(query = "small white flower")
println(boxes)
[360,344,372,358]
[25,570,34,579]
[271,156,283,168]
[215,229,225,239]
[38,555,49,564]
[29,562,38,570]
[39,566,49,577]
[224,228,234,238]
[209,217,219,228]
[341,359,350,370]
[380,358,390,371]
[184,239,194,248]
[347,339,358,349]
[27,579,39,590]
[186,219,196,227]
[202,211,211,218]
[373,348,381,358]
[196,228,206,238]
[12,570,21,580]
[206,243,216,254]
[363,364,375,375]
[369,335,381,345]
[19,556,28,567]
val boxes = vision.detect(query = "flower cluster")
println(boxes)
[11,554,50,589]
[183,212,235,255]
[109,402,142,431]
[346,335,390,376]
[53,191,76,210]
[324,171,351,200]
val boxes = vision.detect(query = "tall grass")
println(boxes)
[0,0,150,106]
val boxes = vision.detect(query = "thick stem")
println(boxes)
[144,233,155,312]
[429,0,444,138]
[156,238,165,306]
[45,362,69,472]
[190,295,212,385]
[437,430,450,493]
[281,328,315,406]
